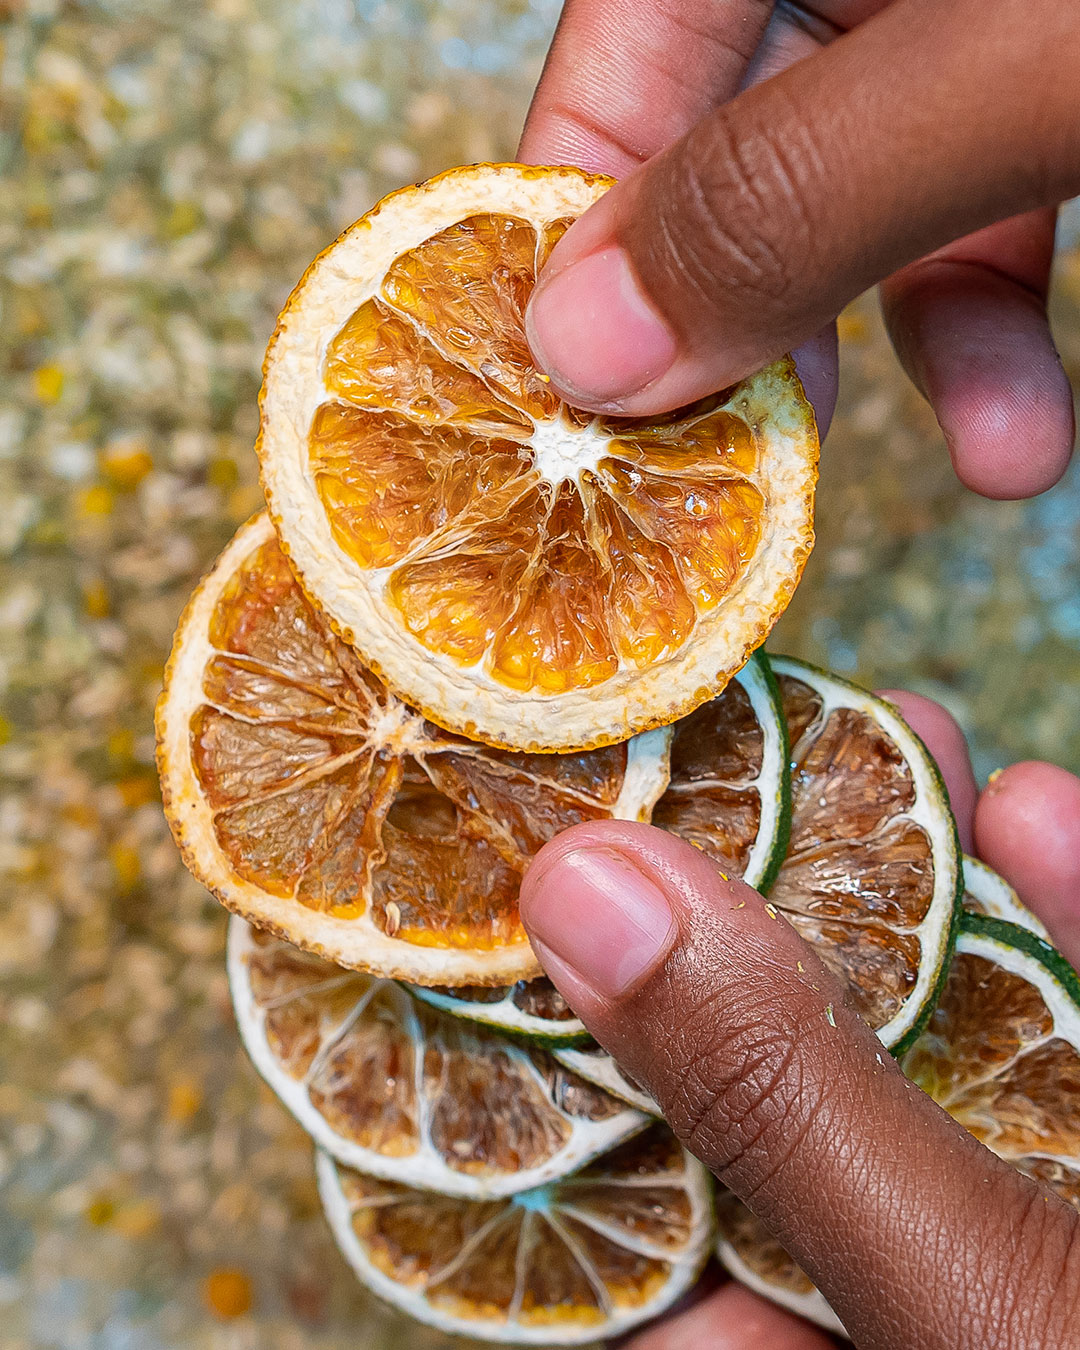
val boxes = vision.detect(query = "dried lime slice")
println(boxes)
[317,1122,714,1344]
[653,650,790,892]
[409,977,589,1047]
[717,912,1080,1336]
[768,655,962,1050]
[228,917,645,1199]
[553,1045,660,1118]
[961,854,1050,940]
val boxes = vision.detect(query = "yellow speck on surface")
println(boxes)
[117,773,156,809]
[85,1194,116,1227]
[77,484,115,518]
[112,1200,162,1239]
[797,961,805,973]
[717,871,729,882]
[734,900,746,909]
[986,768,1005,785]
[100,442,153,489]
[83,580,110,618]
[33,364,64,404]
[764,903,778,919]
[824,1004,836,1027]
[110,843,141,890]
[203,1268,254,1320]
[167,1076,203,1123]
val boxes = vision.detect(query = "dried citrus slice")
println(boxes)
[767,655,961,1050]
[653,649,790,892]
[410,977,589,1048]
[553,1046,660,1118]
[156,514,671,985]
[717,913,1080,1336]
[228,917,646,1198]
[258,162,818,753]
[962,854,1050,940]
[714,1190,845,1337]
[316,1122,714,1344]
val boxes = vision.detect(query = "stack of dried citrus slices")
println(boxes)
[156,164,1080,1342]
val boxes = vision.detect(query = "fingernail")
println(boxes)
[526,246,678,407]
[519,847,676,1000]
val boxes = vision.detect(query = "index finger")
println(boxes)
[518,0,776,174]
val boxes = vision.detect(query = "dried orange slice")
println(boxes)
[410,977,589,1048]
[553,1045,660,1118]
[228,919,646,1198]
[258,163,818,752]
[316,1122,714,1344]
[155,514,671,984]
[768,656,961,1050]
[717,913,1080,1335]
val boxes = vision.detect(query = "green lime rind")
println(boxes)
[405,981,591,1048]
[766,654,963,1055]
[751,648,792,896]
[959,911,1080,1010]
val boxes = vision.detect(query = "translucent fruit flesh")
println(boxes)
[235,925,642,1192]
[901,945,1080,1208]
[770,674,938,1031]
[654,677,767,880]
[321,1123,708,1336]
[310,211,769,694]
[190,527,639,955]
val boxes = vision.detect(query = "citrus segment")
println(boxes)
[316,1122,713,1344]
[229,918,646,1197]
[156,514,672,984]
[717,915,1080,1335]
[258,163,818,751]
[654,650,790,891]
[410,978,589,1047]
[961,855,1050,939]
[767,656,961,1049]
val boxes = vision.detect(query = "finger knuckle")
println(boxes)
[655,987,819,1183]
[650,103,821,320]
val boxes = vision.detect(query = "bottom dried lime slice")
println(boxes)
[317,1122,714,1345]
[716,913,1080,1335]
[228,917,645,1198]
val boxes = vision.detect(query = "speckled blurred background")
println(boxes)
[0,0,1078,1346]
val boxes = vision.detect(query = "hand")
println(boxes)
[518,0,1077,499]
[518,692,1080,1349]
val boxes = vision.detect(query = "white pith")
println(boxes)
[962,855,1050,940]
[769,655,961,1050]
[315,1138,715,1345]
[259,163,819,751]
[527,412,609,486]
[228,916,647,1199]
[408,983,589,1046]
[157,514,672,985]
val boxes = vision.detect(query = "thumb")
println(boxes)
[524,0,1080,415]
[519,820,1078,1350]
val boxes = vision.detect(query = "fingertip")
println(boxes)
[622,1277,839,1349]
[975,761,1080,965]
[877,690,977,851]
[882,264,1075,500]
